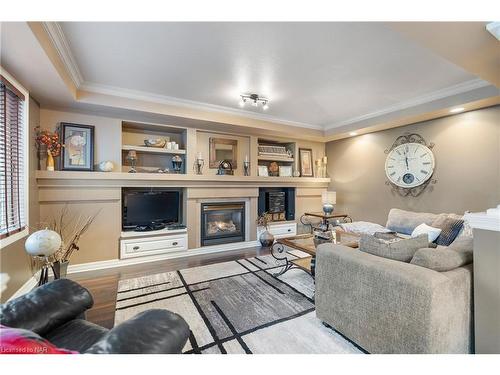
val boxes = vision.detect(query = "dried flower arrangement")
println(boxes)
[29,205,100,278]
[256,212,270,230]
[34,126,62,156]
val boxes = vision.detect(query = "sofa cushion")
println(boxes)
[411,223,442,242]
[359,233,429,262]
[432,215,464,246]
[410,245,473,272]
[386,208,438,235]
[43,319,108,353]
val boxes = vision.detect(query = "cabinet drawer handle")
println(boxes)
[133,246,140,251]
[172,242,178,246]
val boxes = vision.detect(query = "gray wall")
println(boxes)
[326,106,500,225]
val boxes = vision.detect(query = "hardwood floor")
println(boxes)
[69,246,270,328]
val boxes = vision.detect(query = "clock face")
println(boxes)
[385,143,435,188]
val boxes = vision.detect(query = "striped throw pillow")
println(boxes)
[432,215,464,246]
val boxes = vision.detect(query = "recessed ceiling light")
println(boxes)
[349,132,358,136]
[450,107,465,113]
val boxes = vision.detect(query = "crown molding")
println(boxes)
[42,22,84,88]
[323,79,492,130]
[79,81,324,131]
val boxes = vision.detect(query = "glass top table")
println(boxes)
[270,230,360,277]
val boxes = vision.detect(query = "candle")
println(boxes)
[197,152,202,160]
[323,156,327,163]
[245,154,249,163]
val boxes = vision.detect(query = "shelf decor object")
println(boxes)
[126,150,138,173]
[244,161,250,176]
[216,160,234,175]
[258,144,293,159]
[209,138,238,169]
[34,127,62,171]
[60,123,95,172]
[25,229,62,286]
[144,138,168,148]
[171,155,183,173]
[193,152,204,175]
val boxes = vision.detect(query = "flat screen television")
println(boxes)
[122,189,181,230]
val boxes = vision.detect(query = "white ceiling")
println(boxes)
[57,22,487,130]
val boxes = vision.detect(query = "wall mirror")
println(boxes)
[209,138,238,168]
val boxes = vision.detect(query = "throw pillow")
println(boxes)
[0,325,77,354]
[432,215,464,246]
[410,246,473,272]
[411,223,442,242]
[359,233,429,262]
[385,208,438,235]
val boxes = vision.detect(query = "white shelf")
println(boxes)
[257,156,294,162]
[122,144,186,155]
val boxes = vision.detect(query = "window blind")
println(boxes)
[0,76,26,239]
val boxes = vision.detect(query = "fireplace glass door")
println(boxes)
[201,202,245,246]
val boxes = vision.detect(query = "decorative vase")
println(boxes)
[52,260,69,279]
[37,144,47,170]
[259,229,274,247]
[46,150,55,171]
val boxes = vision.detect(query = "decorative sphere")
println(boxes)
[25,229,62,257]
[97,161,114,172]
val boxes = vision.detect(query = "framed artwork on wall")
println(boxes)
[60,123,95,171]
[299,148,313,177]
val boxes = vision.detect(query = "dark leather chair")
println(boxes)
[0,279,190,354]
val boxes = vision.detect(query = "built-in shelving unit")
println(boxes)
[257,139,296,177]
[121,121,188,173]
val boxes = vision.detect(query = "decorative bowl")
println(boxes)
[144,138,168,148]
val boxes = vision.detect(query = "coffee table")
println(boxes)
[270,230,360,278]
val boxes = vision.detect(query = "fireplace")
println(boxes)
[201,202,246,246]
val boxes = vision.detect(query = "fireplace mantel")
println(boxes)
[36,170,330,188]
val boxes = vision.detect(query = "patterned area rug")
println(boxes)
[114,249,362,354]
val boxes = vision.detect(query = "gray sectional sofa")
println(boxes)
[315,208,474,354]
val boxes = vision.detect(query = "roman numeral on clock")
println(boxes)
[421,170,428,174]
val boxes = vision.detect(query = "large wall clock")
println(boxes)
[384,133,437,197]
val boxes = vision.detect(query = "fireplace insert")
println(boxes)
[201,202,245,246]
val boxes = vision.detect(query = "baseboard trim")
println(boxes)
[7,240,261,299]
[67,240,261,274]
[7,273,39,302]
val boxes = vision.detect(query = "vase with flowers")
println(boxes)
[35,127,62,171]
[256,212,274,247]
[28,205,100,282]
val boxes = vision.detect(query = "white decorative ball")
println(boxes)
[97,161,114,172]
[25,229,62,257]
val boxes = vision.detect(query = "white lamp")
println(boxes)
[322,191,337,215]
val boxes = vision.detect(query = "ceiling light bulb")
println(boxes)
[263,102,269,110]
[450,107,465,113]
[252,100,258,107]
[349,132,358,136]
[239,98,246,107]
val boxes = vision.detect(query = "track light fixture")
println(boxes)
[240,93,269,110]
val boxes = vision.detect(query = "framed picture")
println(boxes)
[279,165,292,177]
[60,123,95,171]
[299,148,314,177]
[258,165,269,177]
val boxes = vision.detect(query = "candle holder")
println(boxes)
[126,150,138,173]
[171,155,183,174]
[194,158,205,175]
[243,161,250,176]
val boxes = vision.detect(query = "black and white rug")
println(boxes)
[114,250,362,354]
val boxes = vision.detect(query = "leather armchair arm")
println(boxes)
[0,279,93,336]
[85,309,190,354]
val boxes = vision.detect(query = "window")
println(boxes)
[0,72,29,245]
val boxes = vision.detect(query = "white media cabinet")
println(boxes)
[120,228,188,259]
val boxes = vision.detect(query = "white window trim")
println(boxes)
[0,66,30,249]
